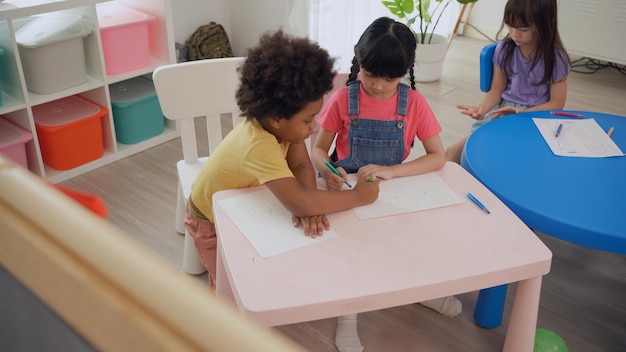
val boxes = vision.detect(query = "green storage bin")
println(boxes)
[109,77,164,144]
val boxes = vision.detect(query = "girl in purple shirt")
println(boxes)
[446,0,571,163]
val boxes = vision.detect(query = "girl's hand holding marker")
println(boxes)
[324,160,352,189]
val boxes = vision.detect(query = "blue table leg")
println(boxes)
[473,284,508,328]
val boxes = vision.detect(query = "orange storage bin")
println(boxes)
[33,95,108,170]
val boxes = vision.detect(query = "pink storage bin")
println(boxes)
[96,2,156,75]
[0,117,33,169]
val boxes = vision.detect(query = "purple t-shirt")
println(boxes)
[494,41,570,106]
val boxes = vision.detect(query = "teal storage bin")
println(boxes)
[0,47,4,107]
[109,77,164,144]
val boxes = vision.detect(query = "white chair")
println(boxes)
[152,57,245,274]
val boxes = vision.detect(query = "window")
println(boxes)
[292,0,461,72]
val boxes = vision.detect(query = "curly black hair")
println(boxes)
[236,30,336,121]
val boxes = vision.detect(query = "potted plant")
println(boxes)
[381,0,478,81]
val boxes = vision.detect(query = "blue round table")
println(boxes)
[461,110,626,328]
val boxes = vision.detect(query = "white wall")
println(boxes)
[171,0,230,45]
[463,0,506,40]
[170,0,625,70]
[462,0,626,65]
[171,0,292,57]
[167,0,526,56]
[169,0,504,54]
[229,0,293,56]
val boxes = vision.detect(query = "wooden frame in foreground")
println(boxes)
[0,156,303,352]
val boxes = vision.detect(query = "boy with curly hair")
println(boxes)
[185,30,380,288]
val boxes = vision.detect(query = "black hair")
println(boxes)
[236,30,336,120]
[347,17,417,90]
[496,0,570,85]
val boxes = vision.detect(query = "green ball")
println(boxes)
[534,328,570,352]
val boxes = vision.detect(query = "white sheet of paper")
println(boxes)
[533,118,624,157]
[353,173,462,220]
[217,188,338,258]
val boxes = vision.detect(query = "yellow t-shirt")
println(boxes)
[190,119,294,222]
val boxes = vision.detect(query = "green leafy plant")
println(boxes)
[382,0,478,44]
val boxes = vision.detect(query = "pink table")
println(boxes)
[214,162,552,351]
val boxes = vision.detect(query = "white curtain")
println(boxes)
[290,0,461,73]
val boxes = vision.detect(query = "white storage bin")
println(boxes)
[16,14,92,94]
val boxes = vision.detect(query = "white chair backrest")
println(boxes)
[153,57,245,163]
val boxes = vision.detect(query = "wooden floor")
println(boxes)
[61,36,626,352]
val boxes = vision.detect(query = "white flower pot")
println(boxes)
[414,34,448,83]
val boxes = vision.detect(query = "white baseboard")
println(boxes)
[457,24,500,42]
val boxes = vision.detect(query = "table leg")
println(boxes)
[503,276,542,352]
[473,284,508,328]
[215,246,236,304]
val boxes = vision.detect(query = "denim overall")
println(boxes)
[333,81,409,174]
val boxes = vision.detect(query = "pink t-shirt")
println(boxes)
[317,84,442,161]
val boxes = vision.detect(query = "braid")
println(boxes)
[408,66,416,90]
[346,56,360,85]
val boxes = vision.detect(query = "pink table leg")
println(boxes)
[503,276,542,352]
[215,246,236,304]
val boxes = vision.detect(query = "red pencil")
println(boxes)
[550,111,584,118]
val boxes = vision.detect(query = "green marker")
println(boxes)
[324,160,352,188]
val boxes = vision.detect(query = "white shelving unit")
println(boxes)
[0,0,177,182]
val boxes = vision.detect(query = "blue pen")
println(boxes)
[324,160,352,188]
[555,123,563,138]
[467,193,490,214]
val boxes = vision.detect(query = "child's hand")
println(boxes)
[457,104,485,120]
[323,166,348,191]
[353,173,380,204]
[491,106,525,119]
[357,164,393,180]
[293,214,330,238]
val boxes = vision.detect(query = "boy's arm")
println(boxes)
[286,142,317,190]
[265,176,378,218]
[285,141,330,238]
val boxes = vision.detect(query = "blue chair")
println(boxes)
[473,41,509,330]
[479,41,498,92]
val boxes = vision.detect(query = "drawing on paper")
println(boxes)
[353,173,461,220]
[533,118,623,157]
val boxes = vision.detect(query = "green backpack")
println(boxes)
[185,22,234,61]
